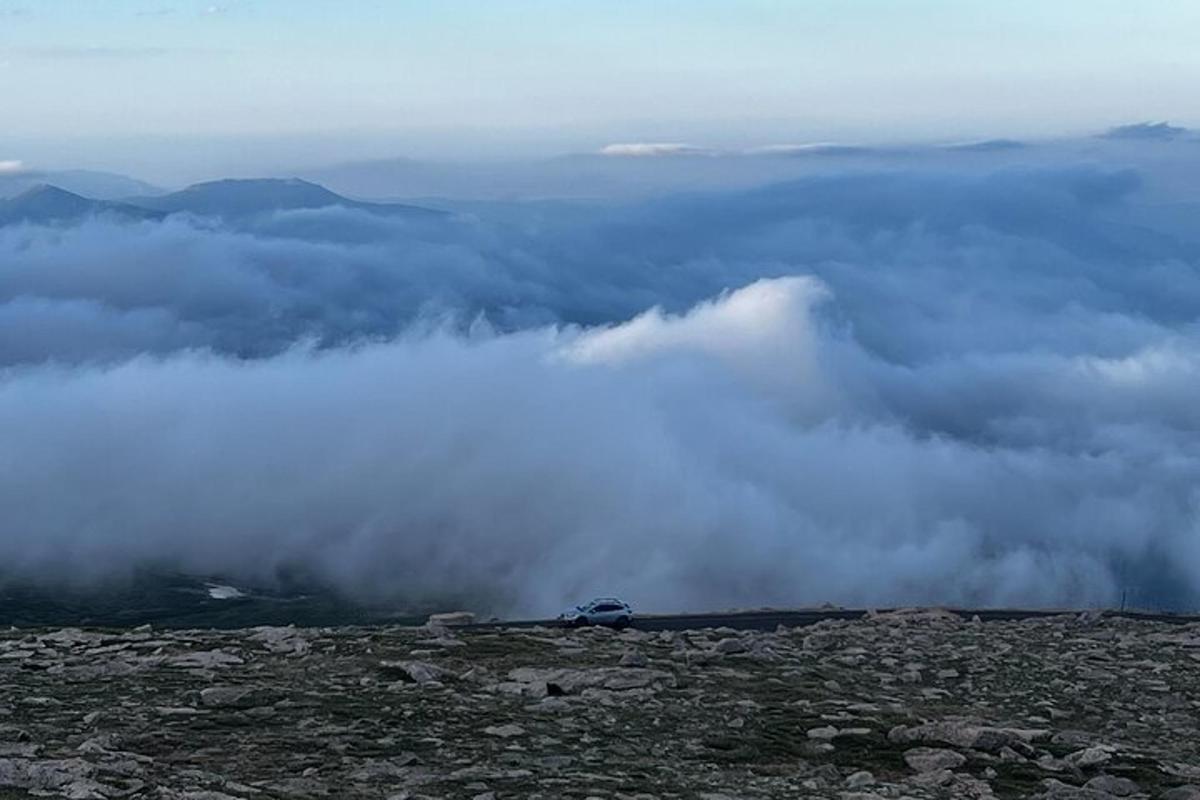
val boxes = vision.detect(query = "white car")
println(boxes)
[558,597,634,628]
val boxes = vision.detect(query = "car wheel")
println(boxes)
[614,616,630,629]
[573,616,589,628]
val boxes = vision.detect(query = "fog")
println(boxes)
[1,138,1199,614]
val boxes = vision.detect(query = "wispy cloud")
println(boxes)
[600,143,715,157]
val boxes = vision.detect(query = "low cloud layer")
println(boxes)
[1,155,1199,614]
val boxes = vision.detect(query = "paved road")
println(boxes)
[466,607,1200,632]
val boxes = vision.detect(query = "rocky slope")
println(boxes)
[0,610,1197,799]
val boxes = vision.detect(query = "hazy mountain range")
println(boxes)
[4,122,1197,213]
[293,125,1200,202]
[0,178,442,228]
[0,184,164,227]
[0,167,163,200]
[126,178,441,221]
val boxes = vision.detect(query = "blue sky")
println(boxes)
[2,0,1199,173]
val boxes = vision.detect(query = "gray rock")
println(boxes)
[249,626,311,656]
[1036,778,1126,799]
[168,650,244,669]
[889,721,1043,753]
[379,660,452,685]
[712,637,746,655]
[1082,775,1140,797]
[807,725,839,740]
[1162,788,1200,800]
[619,650,649,668]
[198,686,255,709]
[1066,746,1114,769]
[844,770,875,788]
[903,747,967,773]
[483,723,526,738]
[0,758,114,797]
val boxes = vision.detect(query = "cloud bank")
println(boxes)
[1,158,1199,614]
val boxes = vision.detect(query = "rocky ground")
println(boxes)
[0,609,1198,799]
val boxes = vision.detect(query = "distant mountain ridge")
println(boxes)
[0,184,163,226]
[0,178,443,228]
[0,168,163,200]
[126,178,442,220]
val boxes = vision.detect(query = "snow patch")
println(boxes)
[206,584,245,600]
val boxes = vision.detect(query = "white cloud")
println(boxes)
[599,143,713,157]
[0,159,1198,613]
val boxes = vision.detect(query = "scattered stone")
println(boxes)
[1083,774,1140,796]
[483,724,526,738]
[198,686,255,709]
[0,612,1192,798]
[844,769,875,788]
[379,660,452,685]
[168,650,244,669]
[903,747,967,772]
[619,650,649,668]
[712,638,746,655]
[1162,788,1200,800]
[889,720,1044,753]
[1066,745,1113,768]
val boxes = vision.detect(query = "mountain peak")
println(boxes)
[8,184,94,217]
[14,183,84,201]
[126,177,441,220]
[1,184,161,226]
[183,177,326,191]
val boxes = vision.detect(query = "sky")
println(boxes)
[2,0,1200,179]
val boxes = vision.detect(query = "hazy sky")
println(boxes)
[2,0,1199,175]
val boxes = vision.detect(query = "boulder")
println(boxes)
[807,725,839,740]
[712,638,746,655]
[845,770,875,788]
[1162,788,1200,800]
[619,650,649,668]
[1082,775,1140,797]
[889,721,1045,753]
[483,723,526,738]
[904,747,967,773]
[199,686,256,709]
[1066,746,1114,769]
[0,758,114,798]
[379,660,453,685]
